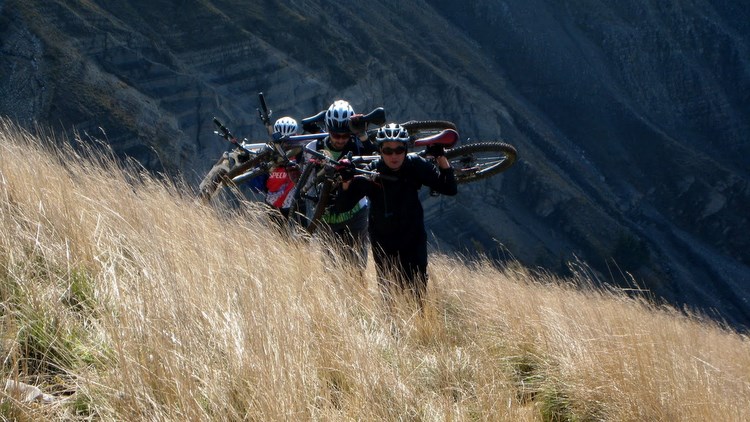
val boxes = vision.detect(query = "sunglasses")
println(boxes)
[380,146,407,155]
[329,132,350,140]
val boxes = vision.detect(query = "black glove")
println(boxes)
[302,122,323,134]
[285,162,301,180]
[348,114,367,135]
[425,144,445,157]
[335,159,356,182]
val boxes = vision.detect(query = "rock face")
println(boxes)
[2,0,749,327]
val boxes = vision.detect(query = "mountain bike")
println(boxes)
[197,93,386,202]
[287,108,465,231]
[196,116,324,202]
[289,128,517,233]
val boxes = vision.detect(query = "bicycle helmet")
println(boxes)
[273,116,298,136]
[375,123,410,145]
[325,100,354,134]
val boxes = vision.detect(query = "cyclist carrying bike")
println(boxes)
[304,99,378,271]
[250,116,302,222]
[335,123,457,307]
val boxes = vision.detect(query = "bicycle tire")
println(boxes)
[445,142,517,184]
[198,159,231,202]
[401,120,457,138]
[197,152,261,201]
[287,162,317,228]
[305,178,334,234]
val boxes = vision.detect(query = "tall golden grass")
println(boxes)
[1,118,749,421]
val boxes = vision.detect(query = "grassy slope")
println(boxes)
[1,118,749,420]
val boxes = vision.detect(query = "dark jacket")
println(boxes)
[335,154,457,252]
[314,135,378,161]
[306,135,378,224]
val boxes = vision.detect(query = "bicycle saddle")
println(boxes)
[413,129,459,149]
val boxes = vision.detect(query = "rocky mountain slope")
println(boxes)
[2,0,748,327]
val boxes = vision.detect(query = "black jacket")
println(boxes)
[314,135,378,160]
[335,154,457,251]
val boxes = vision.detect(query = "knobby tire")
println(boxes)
[401,120,457,138]
[401,120,457,132]
[198,153,260,201]
[198,160,231,202]
[306,179,334,234]
[288,163,317,228]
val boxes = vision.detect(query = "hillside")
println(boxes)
[1,0,749,328]
[3,119,750,420]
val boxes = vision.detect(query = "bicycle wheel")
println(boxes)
[198,158,231,202]
[306,178,334,234]
[445,142,517,184]
[401,120,457,139]
[287,162,318,228]
[197,151,260,201]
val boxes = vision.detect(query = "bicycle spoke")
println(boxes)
[445,142,517,184]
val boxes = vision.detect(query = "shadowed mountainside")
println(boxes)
[1,0,749,327]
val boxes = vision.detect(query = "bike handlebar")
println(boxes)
[257,92,273,137]
[301,106,386,133]
[213,117,233,140]
[302,146,394,180]
[361,107,386,127]
[212,117,255,155]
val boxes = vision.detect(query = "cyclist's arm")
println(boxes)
[248,173,270,193]
[419,157,457,196]
[435,156,451,170]
[335,177,370,212]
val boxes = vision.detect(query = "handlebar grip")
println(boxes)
[302,122,323,134]
[213,117,230,137]
[258,92,269,116]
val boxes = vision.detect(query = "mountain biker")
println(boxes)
[334,123,457,307]
[250,116,302,222]
[304,99,378,270]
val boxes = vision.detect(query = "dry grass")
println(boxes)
[1,117,749,421]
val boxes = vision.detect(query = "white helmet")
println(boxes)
[375,123,410,145]
[325,100,354,134]
[273,116,298,136]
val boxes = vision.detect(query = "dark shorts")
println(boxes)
[372,239,428,302]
